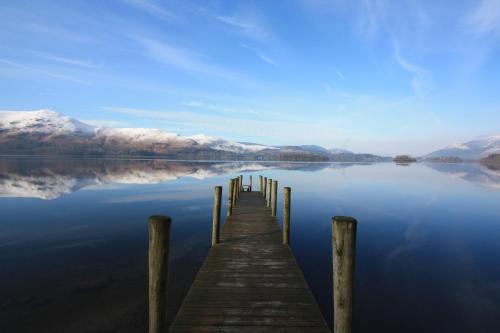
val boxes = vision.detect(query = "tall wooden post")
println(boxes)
[263,177,267,198]
[332,216,357,333]
[235,177,239,201]
[271,180,278,216]
[149,215,171,333]
[211,186,222,246]
[239,175,243,191]
[227,179,234,217]
[249,175,253,191]
[283,187,291,244]
[259,175,263,194]
[232,178,237,207]
[267,178,272,207]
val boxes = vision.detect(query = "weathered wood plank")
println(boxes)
[169,191,329,332]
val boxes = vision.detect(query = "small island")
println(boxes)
[393,155,417,164]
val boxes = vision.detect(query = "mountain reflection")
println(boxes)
[425,162,500,189]
[0,158,361,199]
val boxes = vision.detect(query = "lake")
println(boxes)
[1,157,499,332]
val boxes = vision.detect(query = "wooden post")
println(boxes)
[239,175,243,192]
[232,178,237,207]
[234,177,239,201]
[259,175,263,194]
[263,177,267,198]
[267,178,272,207]
[212,186,222,246]
[148,215,171,333]
[283,187,291,244]
[332,216,357,333]
[249,175,253,192]
[227,179,234,217]
[271,180,278,216]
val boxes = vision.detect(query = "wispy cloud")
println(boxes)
[394,48,434,98]
[136,38,242,80]
[0,59,87,84]
[122,0,177,20]
[81,119,127,127]
[335,69,345,80]
[185,100,260,115]
[37,53,100,69]
[239,43,276,66]
[468,0,500,37]
[103,106,343,144]
[215,11,270,41]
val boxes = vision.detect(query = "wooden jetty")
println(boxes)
[149,175,357,333]
[168,179,329,332]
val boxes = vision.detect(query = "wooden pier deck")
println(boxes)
[169,190,330,332]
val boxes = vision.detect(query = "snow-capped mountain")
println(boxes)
[0,109,94,135]
[0,109,388,161]
[426,134,500,160]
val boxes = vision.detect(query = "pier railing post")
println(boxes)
[232,178,237,207]
[249,175,252,191]
[271,180,278,216]
[227,179,234,217]
[259,175,263,194]
[332,216,357,333]
[267,178,272,207]
[148,215,171,333]
[235,177,239,201]
[283,187,291,244]
[263,177,267,199]
[211,186,222,246]
[239,175,243,192]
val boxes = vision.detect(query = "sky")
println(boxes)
[0,0,499,155]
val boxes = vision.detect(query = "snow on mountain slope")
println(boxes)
[0,110,277,153]
[0,109,95,134]
[96,127,194,145]
[426,134,500,160]
[188,134,276,153]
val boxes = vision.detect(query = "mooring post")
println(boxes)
[271,180,278,216]
[148,215,171,333]
[249,175,253,191]
[263,177,267,199]
[267,178,272,207]
[227,179,234,217]
[235,177,239,201]
[239,175,243,192]
[211,186,222,246]
[232,178,237,207]
[259,175,263,194]
[283,187,291,244]
[332,216,357,333]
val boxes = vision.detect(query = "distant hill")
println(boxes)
[0,110,390,162]
[425,135,500,160]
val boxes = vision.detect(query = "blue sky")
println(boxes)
[1,0,499,155]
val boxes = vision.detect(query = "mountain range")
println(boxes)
[0,110,389,162]
[1,110,499,161]
[425,135,500,161]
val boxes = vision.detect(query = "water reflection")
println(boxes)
[1,158,500,332]
[0,158,369,199]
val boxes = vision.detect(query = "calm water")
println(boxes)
[1,157,499,332]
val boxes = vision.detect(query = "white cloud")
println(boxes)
[335,69,345,80]
[81,119,127,127]
[103,106,343,145]
[0,58,88,84]
[239,43,276,66]
[394,49,434,98]
[40,54,100,69]
[122,0,176,20]
[136,38,242,80]
[215,12,270,41]
[468,0,500,37]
